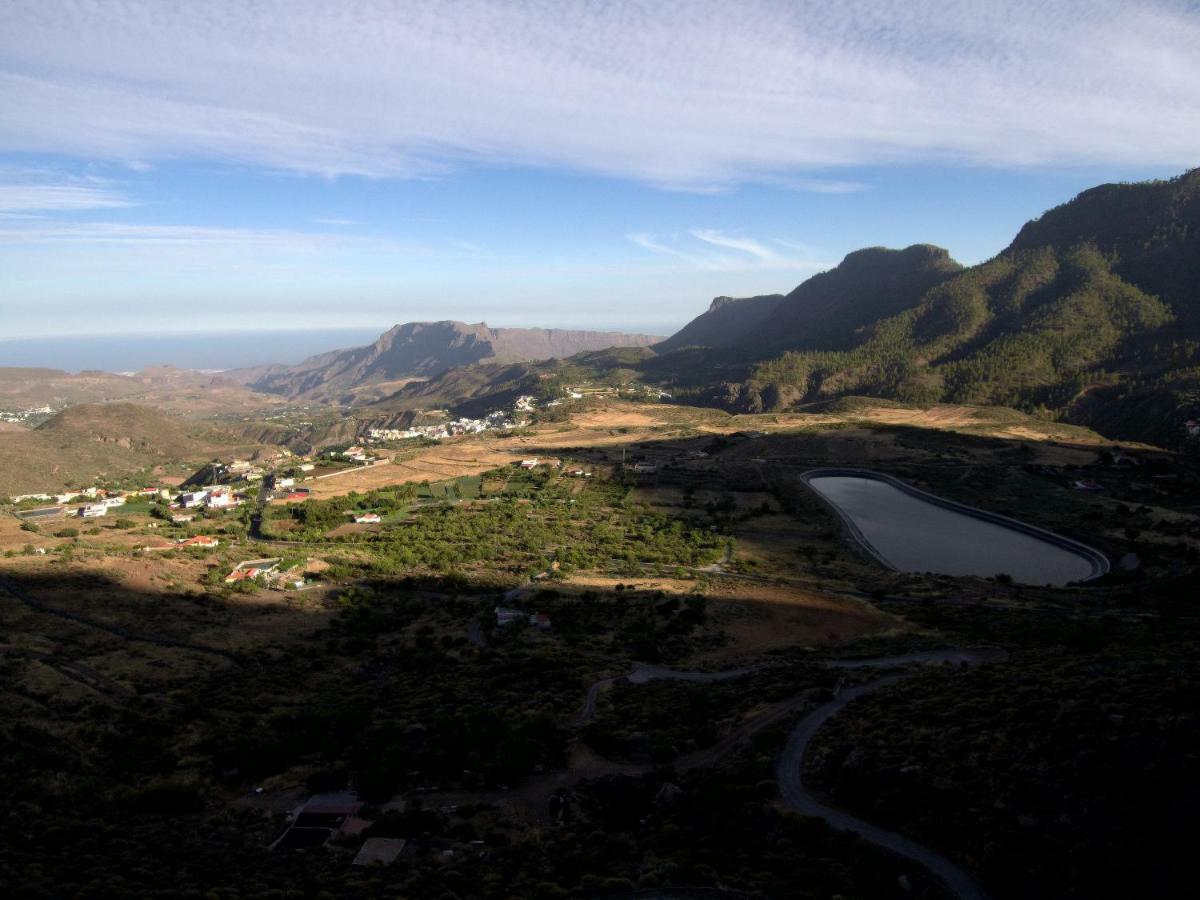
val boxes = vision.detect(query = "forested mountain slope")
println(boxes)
[663,169,1200,445]
[739,244,963,355]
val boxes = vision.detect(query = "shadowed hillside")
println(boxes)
[654,294,786,353]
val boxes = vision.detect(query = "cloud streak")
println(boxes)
[0,1,1196,189]
[630,230,829,272]
[0,181,136,213]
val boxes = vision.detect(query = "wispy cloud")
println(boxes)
[629,230,829,272]
[0,182,136,213]
[312,217,357,226]
[0,2,1196,189]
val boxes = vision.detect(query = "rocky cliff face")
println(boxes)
[229,321,660,401]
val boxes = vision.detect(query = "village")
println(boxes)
[0,403,59,425]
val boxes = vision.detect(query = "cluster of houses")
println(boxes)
[366,409,519,444]
[179,485,246,510]
[12,480,256,520]
[0,404,57,424]
[0,405,59,427]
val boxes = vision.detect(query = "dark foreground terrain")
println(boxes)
[2,404,1198,899]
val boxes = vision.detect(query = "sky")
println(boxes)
[1,0,1198,342]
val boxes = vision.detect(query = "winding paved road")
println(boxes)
[777,649,1004,900]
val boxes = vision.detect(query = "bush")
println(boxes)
[55,527,79,538]
[20,522,39,533]
[132,781,206,814]
[113,518,135,529]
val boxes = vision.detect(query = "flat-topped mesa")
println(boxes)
[228,320,661,401]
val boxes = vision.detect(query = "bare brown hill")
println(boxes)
[0,366,283,418]
[0,403,268,496]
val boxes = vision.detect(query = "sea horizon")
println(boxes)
[0,327,389,374]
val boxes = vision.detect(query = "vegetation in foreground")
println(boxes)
[1,408,1198,899]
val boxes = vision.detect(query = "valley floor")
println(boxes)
[2,400,1197,898]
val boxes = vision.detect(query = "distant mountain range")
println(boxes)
[4,171,1196,449]
[228,321,661,403]
[372,168,1200,447]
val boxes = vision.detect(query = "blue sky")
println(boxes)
[2,1,1198,340]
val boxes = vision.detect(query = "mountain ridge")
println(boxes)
[371,169,1200,447]
[229,320,661,402]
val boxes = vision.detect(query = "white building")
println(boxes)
[179,491,209,508]
[207,491,233,509]
[79,503,108,518]
[103,496,126,507]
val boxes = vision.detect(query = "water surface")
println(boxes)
[807,474,1102,585]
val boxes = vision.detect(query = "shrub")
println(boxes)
[55,527,79,538]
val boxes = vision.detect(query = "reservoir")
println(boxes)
[803,470,1107,585]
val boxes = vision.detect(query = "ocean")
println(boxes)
[0,328,386,373]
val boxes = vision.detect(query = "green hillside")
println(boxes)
[655,169,1200,446]
[744,244,1172,411]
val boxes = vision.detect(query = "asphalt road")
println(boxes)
[776,650,1002,900]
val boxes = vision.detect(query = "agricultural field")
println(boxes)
[2,399,1199,898]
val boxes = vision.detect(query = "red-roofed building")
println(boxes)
[177,535,220,548]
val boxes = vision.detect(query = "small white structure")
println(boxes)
[103,496,126,507]
[207,491,233,509]
[520,458,539,470]
[495,606,525,626]
[276,477,295,489]
[298,463,315,472]
[79,503,108,518]
[354,513,382,524]
[179,491,208,508]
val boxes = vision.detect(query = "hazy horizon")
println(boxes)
[0,318,675,374]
